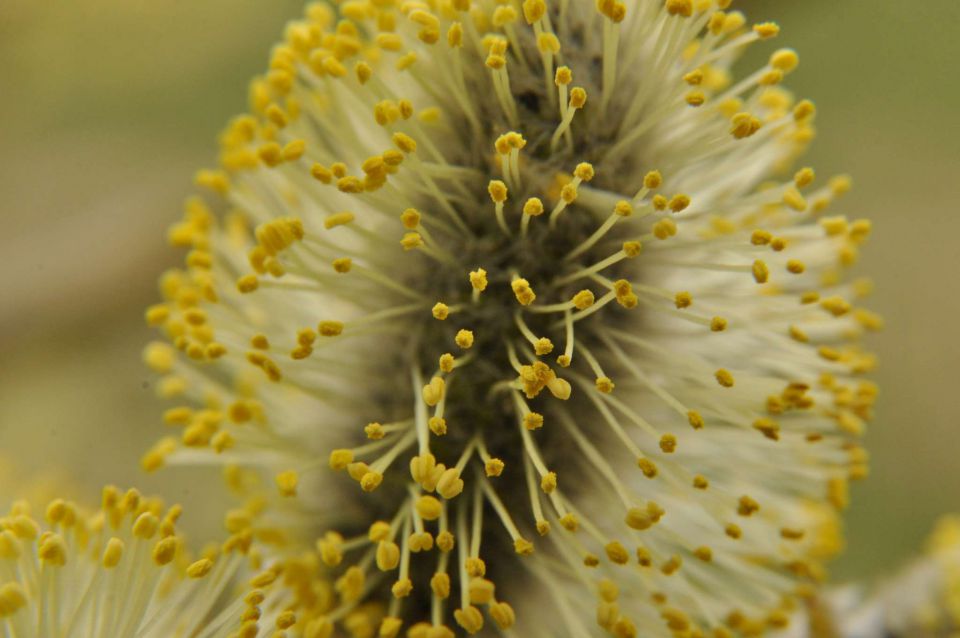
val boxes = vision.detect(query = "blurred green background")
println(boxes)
[0,0,957,582]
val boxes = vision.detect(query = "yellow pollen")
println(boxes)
[469,268,488,291]
[455,329,475,349]
[432,303,450,320]
[511,278,536,305]
[715,369,735,387]
[572,290,595,310]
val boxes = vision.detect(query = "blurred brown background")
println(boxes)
[0,0,957,581]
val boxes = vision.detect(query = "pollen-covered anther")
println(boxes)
[422,377,446,407]
[715,369,735,387]
[653,218,677,240]
[659,434,677,453]
[469,268,488,292]
[730,113,763,139]
[432,303,450,320]
[401,232,424,251]
[665,0,693,18]
[572,290,595,310]
[511,278,536,305]
[523,412,544,430]
[455,329,474,349]
[517,199,543,221]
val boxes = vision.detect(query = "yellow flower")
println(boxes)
[145,1,879,635]
[0,486,293,637]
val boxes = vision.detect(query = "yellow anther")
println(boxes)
[324,211,355,230]
[437,467,464,498]
[620,241,641,258]
[572,289,595,310]
[187,558,214,578]
[310,163,333,183]
[523,412,544,430]
[731,112,762,139]
[330,449,354,471]
[783,187,808,212]
[683,69,703,86]
[416,495,443,521]
[393,132,417,153]
[485,458,505,477]
[522,0,546,23]
[318,321,344,337]
[560,183,578,204]
[569,87,587,109]
[725,523,742,539]
[574,162,595,181]
[409,532,433,552]
[751,229,773,246]
[665,0,693,18]
[511,278,536,305]
[519,198,544,218]
[410,453,445,491]
[686,90,706,107]
[465,269,488,293]
[428,416,447,435]
[422,376,446,407]
[0,582,27,617]
[687,411,705,430]
[652,194,668,211]
[604,541,630,565]
[637,458,658,478]
[659,434,677,454]
[514,538,534,555]
[820,295,852,317]
[715,368,735,387]
[652,218,677,239]
[455,329,474,349]
[593,377,614,394]
[737,495,760,516]
[608,200,632,218]
[194,168,230,194]
[275,470,298,497]
[439,352,455,373]
[383,150,404,167]
[534,338,553,356]
[537,32,561,54]
[555,66,572,86]
[432,303,450,320]
[132,512,159,539]
[258,142,283,167]
[786,259,806,274]
[485,53,506,70]
[101,537,124,568]
[752,260,770,284]
[693,475,709,489]
[281,140,306,162]
[753,22,780,38]
[753,418,780,441]
[668,194,691,212]
[454,605,484,633]
[710,317,728,332]
[401,232,424,250]
[490,601,516,630]
[759,68,784,86]
[540,471,557,493]
[360,471,384,492]
[446,22,464,48]
[771,49,799,73]
[488,180,508,203]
